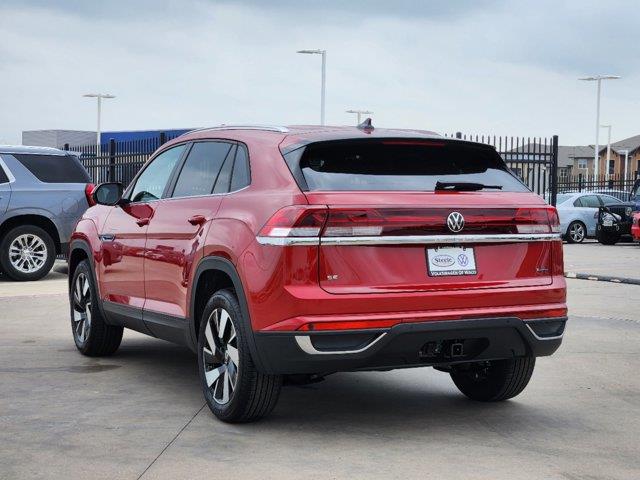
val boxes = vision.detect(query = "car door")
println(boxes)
[98,144,187,327]
[575,194,601,236]
[143,141,236,339]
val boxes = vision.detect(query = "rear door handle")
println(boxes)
[188,215,207,226]
[136,218,150,227]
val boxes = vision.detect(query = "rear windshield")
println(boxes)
[284,139,528,192]
[12,154,91,183]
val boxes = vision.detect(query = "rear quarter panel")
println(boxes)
[1,154,89,243]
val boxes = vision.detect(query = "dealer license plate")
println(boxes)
[427,246,477,277]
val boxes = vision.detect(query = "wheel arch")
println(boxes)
[190,256,266,371]
[67,239,109,322]
[0,214,62,254]
[68,240,92,285]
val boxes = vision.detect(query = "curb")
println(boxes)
[565,272,640,285]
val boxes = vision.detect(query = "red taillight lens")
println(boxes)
[85,183,96,207]
[259,206,560,238]
[323,209,385,236]
[514,208,556,234]
[546,207,561,233]
[323,208,444,237]
[258,206,328,237]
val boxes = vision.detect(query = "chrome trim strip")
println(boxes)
[524,323,565,341]
[257,237,321,246]
[295,333,387,355]
[256,233,561,247]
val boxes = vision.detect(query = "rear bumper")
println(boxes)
[597,222,632,236]
[254,316,567,375]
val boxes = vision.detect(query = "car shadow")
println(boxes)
[0,260,68,282]
[105,337,564,436]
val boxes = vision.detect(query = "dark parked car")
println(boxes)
[595,179,640,244]
[68,124,567,423]
[0,145,94,280]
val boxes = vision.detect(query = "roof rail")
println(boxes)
[180,125,290,137]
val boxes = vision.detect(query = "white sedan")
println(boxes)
[556,192,623,243]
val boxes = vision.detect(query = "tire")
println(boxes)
[197,289,282,423]
[596,228,620,245]
[70,260,123,356]
[0,225,56,281]
[566,221,586,243]
[450,357,535,402]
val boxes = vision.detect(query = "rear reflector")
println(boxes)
[297,319,401,331]
[519,307,567,319]
[295,308,568,331]
[259,206,562,238]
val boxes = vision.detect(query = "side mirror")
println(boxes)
[93,182,124,206]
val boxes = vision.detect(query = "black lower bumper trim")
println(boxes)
[254,317,567,375]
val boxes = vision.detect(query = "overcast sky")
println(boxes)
[1,0,639,145]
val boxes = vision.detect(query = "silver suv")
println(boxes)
[0,145,93,281]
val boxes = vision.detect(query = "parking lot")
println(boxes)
[1,243,639,480]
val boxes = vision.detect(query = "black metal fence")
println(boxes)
[447,133,559,204]
[69,130,562,204]
[64,132,182,187]
[557,173,639,201]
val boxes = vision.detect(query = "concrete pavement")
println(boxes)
[563,240,640,280]
[0,265,639,479]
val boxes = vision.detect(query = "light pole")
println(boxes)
[619,149,630,181]
[82,93,115,157]
[297,49,326,125]
[579,75,620,178]
[601,124,612,180]
[346,109,373,125]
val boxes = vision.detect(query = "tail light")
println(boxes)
[259,206,561,238]
[515,207,560,234]
[258,206,328,237]
[85,183,96,207]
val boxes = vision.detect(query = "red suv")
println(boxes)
[68,124,567,422]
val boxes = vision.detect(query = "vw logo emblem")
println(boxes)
[447,212,465,233]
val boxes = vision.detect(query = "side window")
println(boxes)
[0,161,9,183]
[129,145,185,203]
[580,195,600,208]
[212,145,237,194]
[573,198,583,207]
[11,154,90,183]
[599,195,621,205]
[230,144,250,191]
[171,142,232,198]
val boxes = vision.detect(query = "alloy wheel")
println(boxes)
[9,234,48,273]
[569,222,585,242]
[72,273,92,344]
[202,308,239,405]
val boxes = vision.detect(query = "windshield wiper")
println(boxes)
[435,181,503,191]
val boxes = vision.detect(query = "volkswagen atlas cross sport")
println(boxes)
[68,123,567,423]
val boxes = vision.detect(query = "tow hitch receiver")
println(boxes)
[451,342,464,357]
[419,338,487,362]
